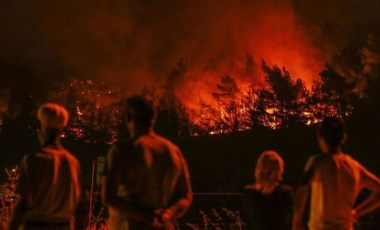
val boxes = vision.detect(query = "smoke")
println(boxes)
[0,0,379,105]
[294,0,380,61]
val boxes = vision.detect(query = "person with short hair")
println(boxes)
[293,117,380,230]
[244,150,294,230]
[7,103,86,230]
[102,95,192,230]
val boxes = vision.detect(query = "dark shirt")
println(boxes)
[243,184,294,230]
[16,144,82,222]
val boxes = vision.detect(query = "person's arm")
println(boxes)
[74,167,87,230]
[354,165,380,219]
[293,185,308,230]
[293,156,316,230]
[7,157,29,230]
[160,152,193,222]
[101,145,157,226]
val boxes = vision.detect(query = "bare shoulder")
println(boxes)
[341,153,361,165]
[150,132,182,154]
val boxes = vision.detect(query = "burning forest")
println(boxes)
[1,31,380,142]
[0,0,378,142]
[0,0,379,143]
[0,43,378,142]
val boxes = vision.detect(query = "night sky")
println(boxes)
[1,0,379,93]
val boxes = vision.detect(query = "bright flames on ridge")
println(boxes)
[45,68,348,143]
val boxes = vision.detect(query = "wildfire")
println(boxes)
[0,70,352,142]
[48,80,121,144]
[46,63,347,140]
[0,0,376,142]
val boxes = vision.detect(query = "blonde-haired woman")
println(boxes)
[244,151,294,230]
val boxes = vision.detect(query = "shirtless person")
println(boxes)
[102,95,192,230]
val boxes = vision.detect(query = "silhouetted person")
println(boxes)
[101,95,192,230]
[293,117,380,230]
[7,103,86,230]
[244,151,294,230]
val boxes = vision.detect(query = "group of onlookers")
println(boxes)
[5,95,380,230]
[244,117,380,230]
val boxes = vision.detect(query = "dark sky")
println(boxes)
[0,0,379,94]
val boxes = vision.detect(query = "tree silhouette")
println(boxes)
[318,66,356,117]
[260,62,308,128]
[349,34,380,127]
[156,59,192,138]
[212,75,245,132]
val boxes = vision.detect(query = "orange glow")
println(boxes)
[265,108,276,115]
[163,1,325,134]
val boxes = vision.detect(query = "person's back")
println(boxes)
[309,153,366,229]
[102,95,192,230]
[293,117,380,230]
[108,132,186,215]
[244,184,293,230]
[7,103,86,230]
[244,151,294,230]
[20,145,81,222]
